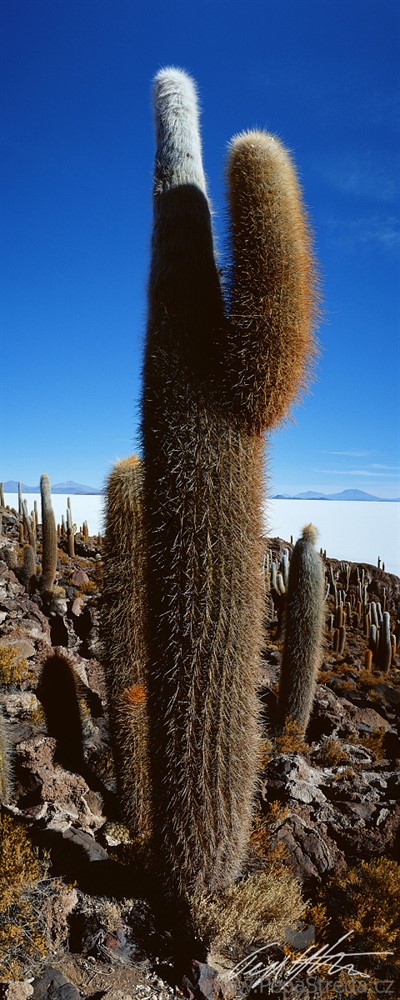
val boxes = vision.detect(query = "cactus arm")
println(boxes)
[145,68,225,385]
[224,131,319,432]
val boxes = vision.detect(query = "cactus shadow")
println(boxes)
[37,652,85,773]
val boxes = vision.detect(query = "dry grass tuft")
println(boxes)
[193,865,305,960]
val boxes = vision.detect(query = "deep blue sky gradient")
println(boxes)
[1,0,399,496]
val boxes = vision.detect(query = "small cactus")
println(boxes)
[364,648,373,671]
[338,623,346,655]
[277,524,324,732]
[22,544,36,593]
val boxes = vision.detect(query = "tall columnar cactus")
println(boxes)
[40,473,57,593]
[377,611,392,672]
[102,457,152,841]
[277,524,324,732]
[140,68,318,899]
[0,707,11,804]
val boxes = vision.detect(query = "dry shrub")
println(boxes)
[315,737,350,767]
[0,814,48,978]
[250,801,289,861]
[0,645,33,688]
[56,548,70,566]
[306,901,331,939]
[194,865,305,960]
[347,727,387,760]
[273,718,308,756]
[326,858,400,964]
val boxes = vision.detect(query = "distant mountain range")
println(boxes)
[3,480,102,495]
[272,489,399,502]
[3,482,398,501]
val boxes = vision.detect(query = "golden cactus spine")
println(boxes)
[141,68,318,900]
[102,457,152,841]
[277,524,324,732]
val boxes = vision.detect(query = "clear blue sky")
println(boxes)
[1,0,399,497]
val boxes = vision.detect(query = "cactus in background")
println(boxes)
[281,549,290,591]
[0,483,4,507]
[338,623,346,655]
[66,505,75,558]
[22,500,36,558]
[102,456,152,841]
[377,611,392,672]
[365,648,373,670]
[33,500,39,538]
[369,623,378,655]
[0,708,11,803]
[277,524,324,732]
[22,543,36,592]
[40,473,57,593]
[141,68,318,899]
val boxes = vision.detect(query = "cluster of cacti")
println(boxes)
[56,501,95,551]
[102,66,318,905]
[326,560,398,672]
[265,545,291,637]
[277,524,325,732]
[14,475,59,594]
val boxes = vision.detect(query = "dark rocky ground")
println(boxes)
[0,506,399,999]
